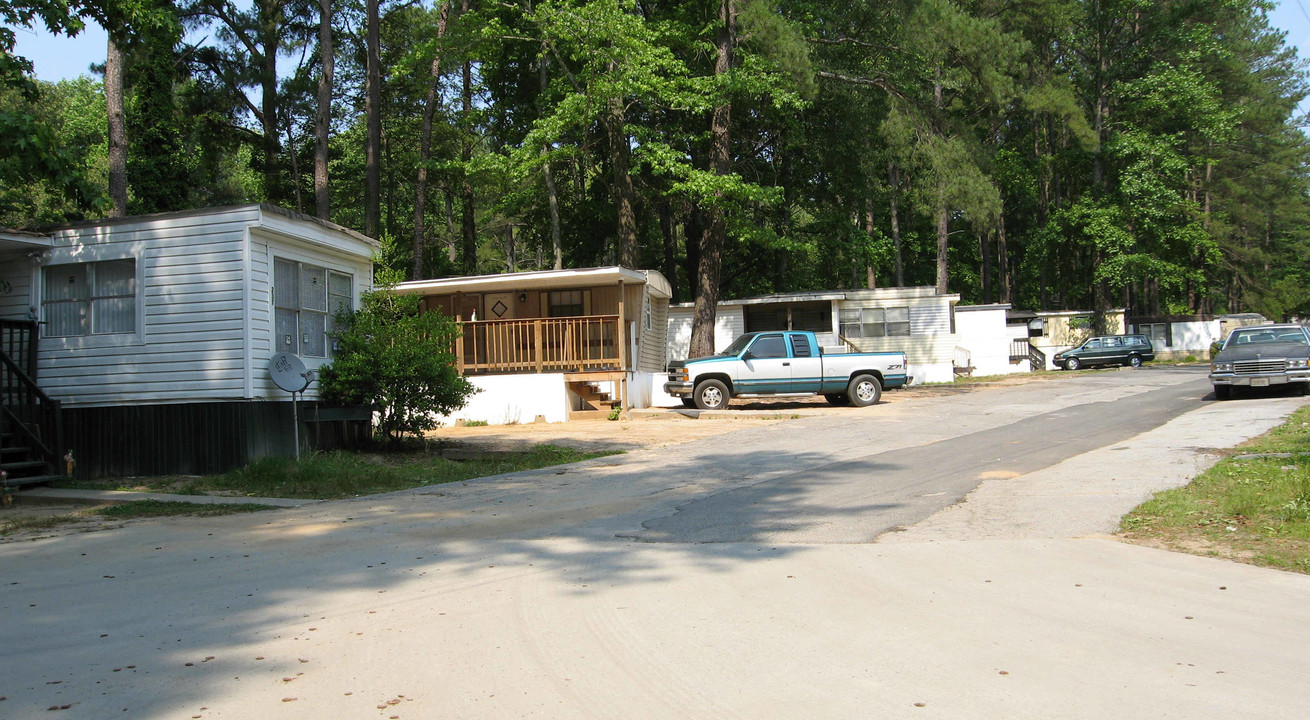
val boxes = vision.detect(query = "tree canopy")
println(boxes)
[4,0,1310,321]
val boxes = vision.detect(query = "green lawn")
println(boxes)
[1120,406,1310,574]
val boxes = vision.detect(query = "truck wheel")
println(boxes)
[847,374,882,407]
[824,393,850,406]
[680,398,697,409]
[694,379,730,410]
[1065,357,1081,371]
[1127,355,1142,367]
[1214,385,1231,401]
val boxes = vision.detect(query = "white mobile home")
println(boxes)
[391,267,672,424]
[667,287,962,384]
[0,204,376,480]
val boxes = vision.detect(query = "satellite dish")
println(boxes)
[269,352,314,393]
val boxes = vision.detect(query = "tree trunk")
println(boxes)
[540,46,563,270]
[259,0,281,204]
[460,50,477,275]
[285,124,302,212]
[689,0,736,359]
[659,200,679,303]
[606,90,639,268]
[997,212,1010,303]
[933,76,949,295]
[314,0,332,220]
[979,231,991,304]
[364,0,382,238]
[412,0,452,279]
[106,36,127,218]
[888,160,903,286]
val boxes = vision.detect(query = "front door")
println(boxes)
[737,333,793,394]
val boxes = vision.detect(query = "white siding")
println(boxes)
[0,250,35,320]
[637,295,669,372]
[36,208,258,406]
[248,228,374,401]
[954,306,1022,376]
[31,206,375,407]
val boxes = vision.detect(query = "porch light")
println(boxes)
[519,292,528,303]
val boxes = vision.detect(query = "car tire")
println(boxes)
[693,379,730,410]
[1065,357,1081,371]
[1301,382,1310,397]
[824,393,851,407]
[680,397,697,409]
[1127,355,1142,367]
[847,374,882,407]
[1214,385,1232,401]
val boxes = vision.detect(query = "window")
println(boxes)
[790,334,812,357]
[745,301,833,333]
[1140,323,1172,349]
[1027,319,1045,338]
[42,260,136,337]
[644,294,653,331]
[548,290,585,317]
[748,334,787,359]
[840,306,910,339]
[275,258,352,358]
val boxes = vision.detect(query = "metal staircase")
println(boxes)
[1,320,63,488]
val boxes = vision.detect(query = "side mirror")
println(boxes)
[741,351,754,360]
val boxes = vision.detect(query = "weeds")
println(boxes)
[1120,407,1310,573]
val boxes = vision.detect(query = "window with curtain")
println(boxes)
[42,259,137,337]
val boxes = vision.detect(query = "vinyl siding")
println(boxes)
[636,294,668,373]
[247,228,373,401]
[33,206,374,407]
[36,208,257,406]
[0,250,35,320]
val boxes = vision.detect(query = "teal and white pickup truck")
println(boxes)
[665,331,911,410]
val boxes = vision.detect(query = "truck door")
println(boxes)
[737,333,792,393]
[788,333,824,392]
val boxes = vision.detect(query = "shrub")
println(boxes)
[319,286,476,445]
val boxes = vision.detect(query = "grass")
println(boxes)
[59,444,619,500]
[1119,406,1310,574]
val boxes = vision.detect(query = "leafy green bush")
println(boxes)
[319,286,475,445]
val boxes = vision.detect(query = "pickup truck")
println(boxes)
[665,331,911,410]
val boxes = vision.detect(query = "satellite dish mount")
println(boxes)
[268,353,317,460]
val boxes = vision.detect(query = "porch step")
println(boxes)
[1,473,63,489]
[2,459,48,473]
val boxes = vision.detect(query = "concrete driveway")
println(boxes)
[2,367,1308,719]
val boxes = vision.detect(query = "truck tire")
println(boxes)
[1214,385,1231,400]
[680,397,697,408]
[847,374,882,407]
[824,393,851,406]
[694,379,730,410]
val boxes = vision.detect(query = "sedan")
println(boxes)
[1209,324,1310,400]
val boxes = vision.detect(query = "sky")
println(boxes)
[8,1,1310,105]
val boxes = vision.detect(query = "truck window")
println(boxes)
[790,334,812,357]
[748,334,788,359]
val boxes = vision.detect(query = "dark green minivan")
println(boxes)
[1054,334,1155,370]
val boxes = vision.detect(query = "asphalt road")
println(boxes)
[3,366,1309,719]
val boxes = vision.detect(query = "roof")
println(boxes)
[956,303,1012,313]
[27,204,379,249]
[392,267,673,299]
[0,229,52,252]
[671,285,956,308]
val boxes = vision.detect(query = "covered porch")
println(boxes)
[391,267,672,420]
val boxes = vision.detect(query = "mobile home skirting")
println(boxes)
[61,400,371,479]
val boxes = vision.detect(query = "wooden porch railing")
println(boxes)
[457,315,623,374]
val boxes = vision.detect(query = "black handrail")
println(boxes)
[0,319,38,378]
[0,340,63,471]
